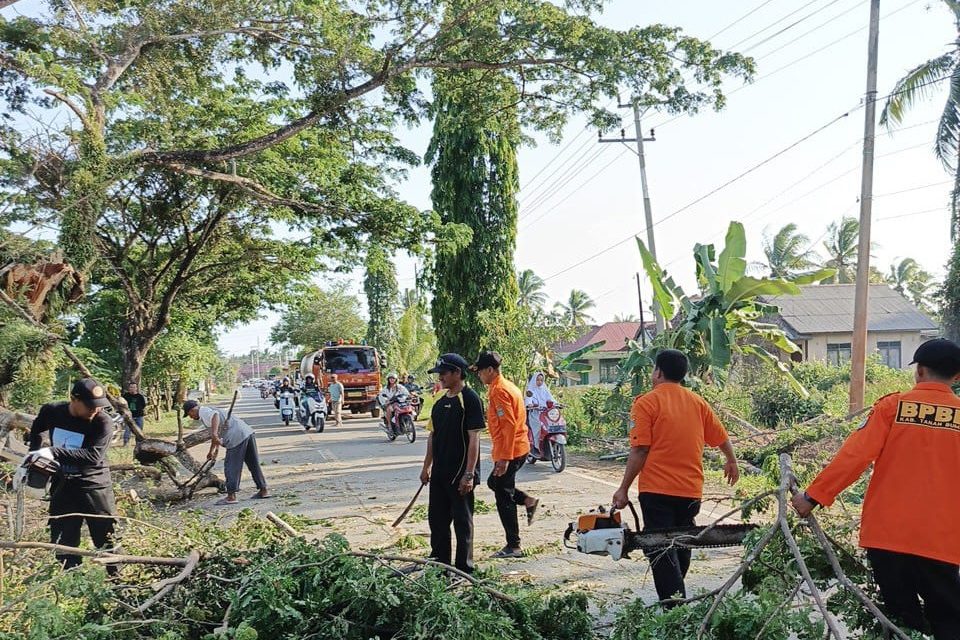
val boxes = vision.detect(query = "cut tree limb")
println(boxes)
[266,511,300,538]
[0,540,191,566]
[137,549,201,613]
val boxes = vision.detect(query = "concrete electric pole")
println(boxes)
[849,0,881,413]
[599,98,665,332]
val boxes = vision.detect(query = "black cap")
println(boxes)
[909,338,960,371]
[470,351,502,371]
[182,399,199,417]
[70,378,111,409]
[427,353,470,374]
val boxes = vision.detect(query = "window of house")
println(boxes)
[598,359,620,384]
[826,343,852,366]
[877,341,902,369]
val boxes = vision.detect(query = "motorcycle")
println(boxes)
[260,386,270,399]
[383,396,416,443]
[299,391,327,432]
[526,402,568,472]
[409,391,423,421]
[277,390,297,426]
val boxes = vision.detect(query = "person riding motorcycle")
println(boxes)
[301,373,322,401]
[378,372,409,430]
[402,374,422,394]
[274,376,296,409]
[525,372,555,456]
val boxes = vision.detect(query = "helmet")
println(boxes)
[282,376,290,383]
[304,373,315,382]
[387,371,399,381]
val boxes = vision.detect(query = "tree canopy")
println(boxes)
[270,284,367,353]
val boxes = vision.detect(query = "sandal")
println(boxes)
[250,492,271,500]
[526,498,540,526]
[490,546,524,559]
[214,497,238,506]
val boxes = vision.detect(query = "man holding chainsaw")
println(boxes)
[612,349,739,607]
[183,400,269,505]
[26,378,117,571]
[471,351,539,559]
[792,338,960,639]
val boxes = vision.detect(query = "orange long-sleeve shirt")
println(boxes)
[486,373,530,461]
[806,382,960,565]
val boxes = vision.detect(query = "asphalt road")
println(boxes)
[194,388,745,606]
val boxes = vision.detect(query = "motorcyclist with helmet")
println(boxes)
[301,373,322,401]
[273,376,295,409]
[378,372,409,431]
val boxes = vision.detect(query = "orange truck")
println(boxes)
[300,342,384,418]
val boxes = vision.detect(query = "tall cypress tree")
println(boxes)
[364,245,400,369]
[427,56,520,360]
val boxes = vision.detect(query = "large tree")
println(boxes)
[270,284,367,352]
[880,0,960,338]
[517,269,548,311]
[555,289,596,328]
[0,0,753,383]
[364,245,400,364]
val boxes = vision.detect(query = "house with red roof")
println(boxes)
[554,321,654,385]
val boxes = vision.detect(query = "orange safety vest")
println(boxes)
[807,382,960,565]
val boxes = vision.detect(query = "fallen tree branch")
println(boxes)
[343,552,516,603]
[0,540,190,566]
[137,549,201,613]
[265,511,300,538]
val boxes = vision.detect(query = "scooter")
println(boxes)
[383,396,417,443]
[526,402,568,473]
[299,391,327,432]
[409,392,423,421]
[277,390,297,426]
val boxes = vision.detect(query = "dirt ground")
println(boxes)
[181,389,747,611]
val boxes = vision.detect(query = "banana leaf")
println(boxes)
[717,221,747,293]
[637,237,678,321]
[789,268,838,285]
[724,277,800,310]
[741,344,809,397]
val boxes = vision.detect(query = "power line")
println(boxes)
[542,110,853,282]
[706,0,783,40]
[740,0,849,54]
[876,207,944,221]
[520,141,618,217]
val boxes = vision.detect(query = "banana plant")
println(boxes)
[536,340,607,381]
[622,221,835,395]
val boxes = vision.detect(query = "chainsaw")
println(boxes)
[563,503,757,561]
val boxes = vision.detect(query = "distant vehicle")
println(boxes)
[300,342,384,419]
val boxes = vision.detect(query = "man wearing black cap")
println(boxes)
[792,338,960,639]
[28,378,117,570]
[420,353,484,573]
[471,351,539,558]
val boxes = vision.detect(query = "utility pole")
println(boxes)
[599,98,665,332]
[849,0,881,413]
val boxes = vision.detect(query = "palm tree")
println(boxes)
[762,223,818,278]
[517,269,547,310]
[821,217,861,283]
[880,0,960,337]
[613,313,640,322]
[889,258,937,311]
[555,289,595,327]
[391,303,437,378]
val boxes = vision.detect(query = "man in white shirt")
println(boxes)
[183,400,269,505]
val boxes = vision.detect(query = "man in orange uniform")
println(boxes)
[472,351,540,559]
[612,349,740,606]
[792,338,960,639]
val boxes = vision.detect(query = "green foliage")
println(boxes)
[0,317,58,410]
[364,245,400,365]
[557,385,632,445]
[392,297,438,379]
[751,378,826,428]
[476,305,576,385]
[943,238,960,342]
[270,284,367,352]
[619,222,832,395]
[554,290,596,327]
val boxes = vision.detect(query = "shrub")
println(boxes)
[751,378,825,428]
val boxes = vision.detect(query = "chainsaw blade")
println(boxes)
[625,523,757,552]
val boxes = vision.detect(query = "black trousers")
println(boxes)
[867,548,960,640]
[428,478,475,574]
[638,492,701,605]
[49,479,117,570]
[486,456,530,548]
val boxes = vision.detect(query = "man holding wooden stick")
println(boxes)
[183,400,269,505]
[793,338,960,640]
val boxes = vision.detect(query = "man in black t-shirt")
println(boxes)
[121,383,147,446]
[420,353,484,574]
[28,378,117,570]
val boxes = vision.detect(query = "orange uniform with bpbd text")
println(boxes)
[806,382,960,565]
[629,382,729,499]
[486,373,530,461]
